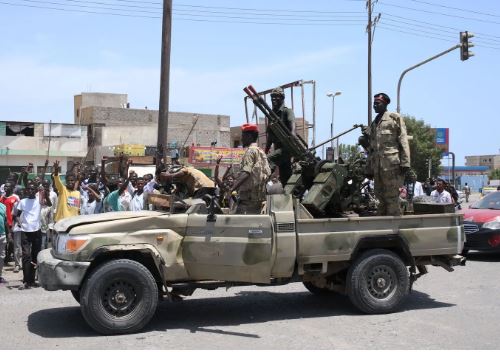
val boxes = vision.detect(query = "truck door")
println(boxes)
[182,213,274,284]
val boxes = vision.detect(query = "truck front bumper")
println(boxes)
[37,249,91,291]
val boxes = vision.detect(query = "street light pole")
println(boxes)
[327,91,342,161]
[396,44,461,113]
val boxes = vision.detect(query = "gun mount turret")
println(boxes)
[244,85,371,217]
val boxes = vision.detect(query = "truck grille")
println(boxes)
[464,222,479,235]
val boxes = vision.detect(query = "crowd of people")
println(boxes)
[0,123,276,289]
[0,156,179,289]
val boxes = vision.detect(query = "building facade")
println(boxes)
[76,93,231,163]
[0,121,88,180]
[465,154,500,170]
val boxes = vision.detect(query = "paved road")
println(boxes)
[1,193,498,349]
[1,252,499,349]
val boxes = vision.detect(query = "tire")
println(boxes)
[347,249,409,314]
[80,259,159,335]
[303,281,337,296]
[71,290,81,303]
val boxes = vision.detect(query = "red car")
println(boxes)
[462,191,500,253]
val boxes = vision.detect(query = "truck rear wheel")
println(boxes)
[347,249,409,314]
[80,259,158,335]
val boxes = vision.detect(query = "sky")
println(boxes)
[0,0,499,165]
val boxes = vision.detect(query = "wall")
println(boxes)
[83,107,231,162]
[74,93,128,123]
[465,154,500,169]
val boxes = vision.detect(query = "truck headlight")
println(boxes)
[483,217,500,230]
[55,234,90,254]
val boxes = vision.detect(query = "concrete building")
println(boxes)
[465,154,500,170]
[0,121,88,180]
[75,93,231,162]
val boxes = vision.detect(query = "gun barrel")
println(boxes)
[309,124,365,151]
[243,85,313,162]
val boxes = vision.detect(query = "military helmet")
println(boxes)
[270,86,285,97]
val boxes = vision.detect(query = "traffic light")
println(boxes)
[460,31,474,61]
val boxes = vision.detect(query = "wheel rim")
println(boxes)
[366,264,397,299]
[101,279,141,317]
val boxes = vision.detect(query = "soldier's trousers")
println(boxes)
[374,168,404,216]
[267,148,292,186]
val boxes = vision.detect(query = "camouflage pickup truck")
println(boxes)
[37,194,465,335]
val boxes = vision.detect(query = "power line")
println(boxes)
[378,25,455,43]
[378,25,500,50]
[173,2,365,15]
[382,16,500,45]
[378,1,500,25]
[62,0,161,10]
[408,0,500,19]
[0,1,366,25]
[1,0,368,20]
[0,0,161,17]
[9,0,160,13]
[2,0,500,47]
[382,12,500,40]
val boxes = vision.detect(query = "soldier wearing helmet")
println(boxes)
[265,86,296,186]
[364,93,411,216]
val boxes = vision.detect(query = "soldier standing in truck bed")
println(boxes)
[364,93,411,216]
[232,124,271,214]
[265,86,296,186]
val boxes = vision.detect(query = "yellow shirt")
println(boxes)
[54,175,81,222]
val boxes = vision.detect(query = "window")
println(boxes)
[6,122,34,136]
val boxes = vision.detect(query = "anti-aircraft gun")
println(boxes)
[243,85,368,217]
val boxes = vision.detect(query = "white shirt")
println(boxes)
[414,181,424,197]
[143,179,157,194]
[118,191,132,211]
[16,198,41,232]
[80,197,98,215]
[431,189,452,204]
[130,192,145,211]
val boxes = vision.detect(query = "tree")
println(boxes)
[490,168,500,180]
[339,143,360,161]
[402,115,443,181]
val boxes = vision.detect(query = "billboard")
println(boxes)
[189,146,245,166]
[432,128,449,154]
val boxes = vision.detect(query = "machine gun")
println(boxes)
[244,85,368,217]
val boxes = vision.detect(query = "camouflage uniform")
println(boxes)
[235,143,271,214]
[266,105,295,186]
[174,166,214,198]
[365,111,410,216]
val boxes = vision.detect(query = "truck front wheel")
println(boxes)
[347,249,409,314]
[80,259,158,335]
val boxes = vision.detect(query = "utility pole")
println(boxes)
[157,0,173,166]
[367,0,373,125]
[366,1,380,125]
